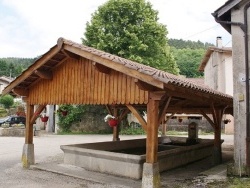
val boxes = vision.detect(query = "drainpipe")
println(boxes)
[212,2,250,168]
[243,2,250,168]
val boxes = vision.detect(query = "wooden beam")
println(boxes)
[158,96,172,125]
[200,110,215,129]
[146,98,159,163]
[118,108,130,123]
[25,104,34,144]
[149,91,166,100]
[105,105,112,115]
[134,79,159,91]
[12,88,29,97]
[62,49,80,60]
[93,62,111,74]
[126,104,147,131]
[34,70,53,80]
[30,105,46,125]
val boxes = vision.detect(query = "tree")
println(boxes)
[171,47,205,78]
[0,94,14,109]
[82,0,179,74]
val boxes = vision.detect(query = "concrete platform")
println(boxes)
[33,149,233,187]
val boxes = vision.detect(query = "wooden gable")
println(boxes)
[28,57,148,105]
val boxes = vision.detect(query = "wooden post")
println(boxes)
[213,109,223,164]
[22,103,35,168]
[113,108,120,141]
[146,98,159,162]
[142,92,162,188]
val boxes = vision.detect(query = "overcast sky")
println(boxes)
[0,0,230,58]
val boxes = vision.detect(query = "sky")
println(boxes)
[0,0,231,58]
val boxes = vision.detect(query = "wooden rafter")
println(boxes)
[134,79,159,91]
[62,49,80,60]
[93,62,111,74]
[158,96,172,125]
[34,70,53,80]
[12,88,29,97]
[200,110,215,129]
[126,104,147,131]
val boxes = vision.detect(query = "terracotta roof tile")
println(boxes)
[59,37,232,100]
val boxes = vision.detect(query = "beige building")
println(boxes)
[213,0,250,176]
[0,76,13,94]
[199,37,234,134]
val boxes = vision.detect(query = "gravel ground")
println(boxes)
[0,134,234,188]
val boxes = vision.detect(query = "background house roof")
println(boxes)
[212,0,243,33]
[199,46,232,71]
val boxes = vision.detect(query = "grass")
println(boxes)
[207,178,250,188]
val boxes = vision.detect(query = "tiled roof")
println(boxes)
[60,38,233,100]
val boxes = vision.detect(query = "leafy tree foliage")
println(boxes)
[82,0,179,74]
[0,57,35,78]
[171,47,205,78]
[0,94,14,109]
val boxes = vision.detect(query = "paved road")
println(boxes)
[0,134,233,187]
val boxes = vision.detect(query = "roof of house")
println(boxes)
[212,0,244,33]
[2,37,233,114]
[0,76,13,84]
[199,46,232,71]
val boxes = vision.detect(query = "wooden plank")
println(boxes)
[126,76,131,104]
[200,110,215,129]
[101,73,106,104]
[126,104,147,131]
[121,74,126,104]
[97,71,101,104]
[109,71,114,104]
[86,60,92,104]
[93,66,99,103]
[117,72,122,104]
[105,72,110,105]
[146,98,159,163]
[130,77,135,104]
[64,45,165,90]
[113,71,118,104]
[88,64,95,104]
[134,81,140,104]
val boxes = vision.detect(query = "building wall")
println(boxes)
[203,48,234,134]
[231,3,248,174]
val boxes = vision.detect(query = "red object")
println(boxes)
[41,116,49,122]
[61,110,68,116]
[108,119,118,127]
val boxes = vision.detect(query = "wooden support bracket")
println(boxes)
[158,96,172,125]
[62,49,80,60]
[30,105,46,125]
[126,104,147,131]
[34,70,53,80]
[93,62,111,74]
[134,79,159,91]
[12,88,29,97]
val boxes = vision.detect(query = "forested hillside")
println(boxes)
[0,39,212,78]
[169,39,214,78]
[0,57,35,78]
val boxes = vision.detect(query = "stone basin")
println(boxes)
[60,136,215,179]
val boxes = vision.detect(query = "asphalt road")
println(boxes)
[0,134,233,188]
